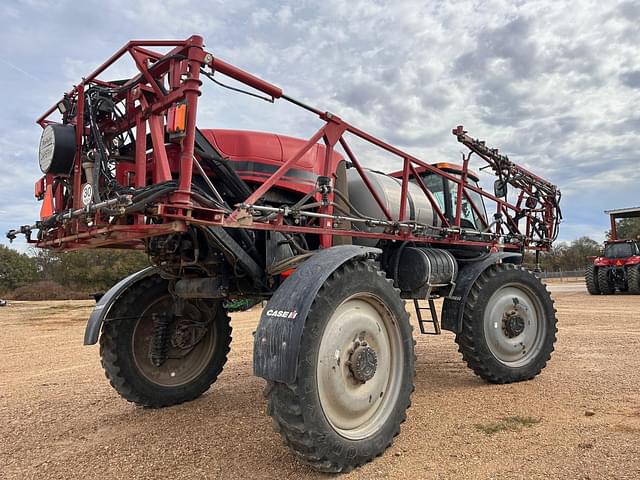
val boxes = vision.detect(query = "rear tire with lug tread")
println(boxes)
[264,260,415,473]
[585,264,600,295]
[597,268,615,295]
[99,275,232,408]
[628,265,640,294]
[455,263,557,384]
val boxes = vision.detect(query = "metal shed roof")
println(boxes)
[605,207,640,218]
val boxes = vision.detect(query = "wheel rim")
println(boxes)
[316,293,404,440]
[483,283,546,367]
[131,296,217,387]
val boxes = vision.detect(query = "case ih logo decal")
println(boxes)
[266,309,298,319]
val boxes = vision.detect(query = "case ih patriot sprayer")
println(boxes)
[586,207,640,295]
[8,36,562,472]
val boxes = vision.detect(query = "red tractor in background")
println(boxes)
[7,36,562,472]
[586,207,640,295]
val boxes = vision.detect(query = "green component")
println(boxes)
[223,298,260,312]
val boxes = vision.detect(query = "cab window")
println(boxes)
[447,179,488,230]
[417,172,487,230]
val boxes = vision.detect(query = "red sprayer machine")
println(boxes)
[8,36,562,472]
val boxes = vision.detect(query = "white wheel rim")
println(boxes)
[316,293,404,440]
[483,283,546,366]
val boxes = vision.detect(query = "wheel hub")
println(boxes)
[483,284,546,367]
[348,343,378,383]
[503,310,526,338]
[172,320,208,350]
[316,295,403,440]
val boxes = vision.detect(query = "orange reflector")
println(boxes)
[34,177,45,199]
[40,184,54,219]
[167,103,187,134]
[432,162,460,171]
[432,162,480,181]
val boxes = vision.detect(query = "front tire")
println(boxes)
[265,260,415,473]
[99,276,232,408]
[585,264,600,295]
[455,264,557,384]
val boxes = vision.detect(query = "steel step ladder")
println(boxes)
[413,297,441,335]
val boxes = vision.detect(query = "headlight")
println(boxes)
[38,124,76,174]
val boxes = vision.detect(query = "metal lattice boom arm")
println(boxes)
[453,126,562,245]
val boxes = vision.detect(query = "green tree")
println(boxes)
[608,217,640,240]
[528,236,601,272]
[33,249,150,292]
[564,237,601,269]
[0,245,37,293]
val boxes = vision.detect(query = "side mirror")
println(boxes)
[494,179,507,198]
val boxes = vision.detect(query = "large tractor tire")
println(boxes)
[628,265,640,294]
[264,261,415,473]
[585,264,600,295]
[99,276,232,408]
[597,268,615,295]
[455,264,557,384]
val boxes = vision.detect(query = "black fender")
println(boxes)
[83,266,158,345]
[441,252,522,333]
[253,245,381,384]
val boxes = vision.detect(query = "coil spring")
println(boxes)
[149,313,172,367]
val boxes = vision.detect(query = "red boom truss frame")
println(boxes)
[17,35,560,253]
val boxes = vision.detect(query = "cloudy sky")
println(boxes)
[1,0,638,252]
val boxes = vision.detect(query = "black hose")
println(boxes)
[449,248,491,263]
[125,187,176,213]
[85,94,106,203]
[281,232,310,254]
[190,191,229,212]
[237,228,263,265]
[291,188,320,210]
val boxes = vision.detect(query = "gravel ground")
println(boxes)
[1,285,639,479]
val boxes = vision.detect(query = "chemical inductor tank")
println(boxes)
[346,168,440,246]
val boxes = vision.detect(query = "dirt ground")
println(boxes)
[1,284,640,479]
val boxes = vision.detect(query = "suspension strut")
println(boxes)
[149,312,172,367]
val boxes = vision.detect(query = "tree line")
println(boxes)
[527,236,600,272]
[527,217,640,272]
[0,246,149,295]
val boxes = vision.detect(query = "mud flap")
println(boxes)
[253,245,381,384]
[83,266,158,345]
[441,252,522,333]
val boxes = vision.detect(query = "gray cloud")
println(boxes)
[454,16,538,80]
[1,0,639,249]
[616,0,640,19]
[620,70,640,88]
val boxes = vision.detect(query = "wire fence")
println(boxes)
[537,270,585,280]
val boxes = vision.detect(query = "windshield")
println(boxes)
[604,242,636,258]
[421,174,446,211]
[418,172,487,230]
[447,180,488,230]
